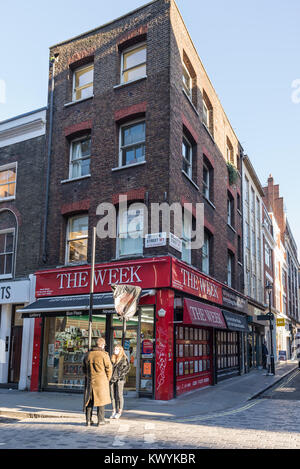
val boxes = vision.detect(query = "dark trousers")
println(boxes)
[110,380,125,412]
[86,396,105,423]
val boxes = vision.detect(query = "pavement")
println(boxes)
[0,360,298,422]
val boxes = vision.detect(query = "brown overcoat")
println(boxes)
[82,348,112,410]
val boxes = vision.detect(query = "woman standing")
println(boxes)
[110,345,130,419]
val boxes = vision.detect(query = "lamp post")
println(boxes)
[265,282,275,375]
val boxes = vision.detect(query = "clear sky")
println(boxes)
[1,0,299,254]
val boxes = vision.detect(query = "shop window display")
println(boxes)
[42,315,106,391]
[176,325,212,379]
[216,330,239,371]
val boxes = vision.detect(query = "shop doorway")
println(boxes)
[111,306,155,397]
[8,305,24,384]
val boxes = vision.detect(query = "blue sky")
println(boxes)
[1,0,300,252]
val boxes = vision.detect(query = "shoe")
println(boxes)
[97,420,110,426]
[110,412,117,419]
[114,412,122,419]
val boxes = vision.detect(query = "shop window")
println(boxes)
[65,215,88,265]
[73,63,94,101]
[69,135,91,179]
[216,330,239,372]
[42,315,106,391]
[121,43,146,84]
[0,163,17,201]
[117,204,144,257]
[119,120,146,167]
[0,229,15,279]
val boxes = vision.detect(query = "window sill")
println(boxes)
[112,161,146,172]
[0,274,13,280]
[182,88,199,116]
[227,223,237,234]
[203,196,216,210]
[61,175,91,184]
[202,122,215,143]
[64,95,94,108]
[0,196,16,203]
[182,170,199,190]
[112,254,144,261]
[113,76,147,90]
[62,261,89,268]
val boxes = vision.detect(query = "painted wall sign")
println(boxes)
[172,259,222,305]
[0,280,30,304]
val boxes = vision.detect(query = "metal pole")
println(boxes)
[121,317,127,347]
[88,227,96,351]
[269,290,275,375]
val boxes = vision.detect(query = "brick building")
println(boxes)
[263,175,300,360]
[21,0,253,399]
[0,107,47,389]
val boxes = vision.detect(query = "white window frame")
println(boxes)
[72,63,94,102]
[69,135,91,180]
[203,98,209,128]
[0,228,15,279]
[182,136,192,179]
[65,215,88,265]
[203,163,210,200]
[119,119,146,167]
[0,162,17,201]
[182,62,192,99]
[227,194,234,227]
[182,214,192,265]
[202,232,210,275]
[227,252,234,287]
[117,205,144,258]
[121,42,147,84]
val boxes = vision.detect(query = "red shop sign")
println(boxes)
[172,258,222,305]
[35,257,171,297]
[183,298,227,329]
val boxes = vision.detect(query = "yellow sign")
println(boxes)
[276,318,285,327]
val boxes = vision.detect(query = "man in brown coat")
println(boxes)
[83,337,112,426]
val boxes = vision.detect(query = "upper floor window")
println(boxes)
[265,243,272,269]
[182,52,197,107]
[227,192,234,227]
[73,64,94,101]
[182,62,192,99]
[121,43,146,84]
[0,229,15,279]
[203,156,213,202]
[119,120,146,167]
[227,251,234,287]
[66,215,88,264]
[117,205,144,257]
[202,91,213,136]
[226,137,234,165]
[182,137,192,179]
[202,231,212,275]
[0,163,17,201]
[182,214,192,265]
[69,136,91,179]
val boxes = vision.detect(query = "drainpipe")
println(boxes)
[42,53,59,263]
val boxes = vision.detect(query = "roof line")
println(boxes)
[49,0,159,49]
[0,106,47,125]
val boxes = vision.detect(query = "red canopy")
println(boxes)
[183,298,227,329]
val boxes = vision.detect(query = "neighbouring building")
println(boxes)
[0,107,47,389]
[263,175,300,361]
[20,0,251,400]
[241,155,266,370]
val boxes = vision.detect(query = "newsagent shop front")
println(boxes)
[20,256,249,401]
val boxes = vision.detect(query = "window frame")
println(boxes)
[181,214,192,265]
[65,215,89,265]
[0,228,15,279]
[227,193,234,228]
[121,42,147,84]
[0,162,17,202]
[182,136,193,179]
[227,251,234,287]
[182,62,192,99]
[69,135,92,180]
[116,204,144,258]
[72,63,94,102]
[202,231,211,275]
[119,119,146,168]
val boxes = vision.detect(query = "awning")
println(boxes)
[183,298,227,329]
[19,289,154,318]
[222,309,249,332]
